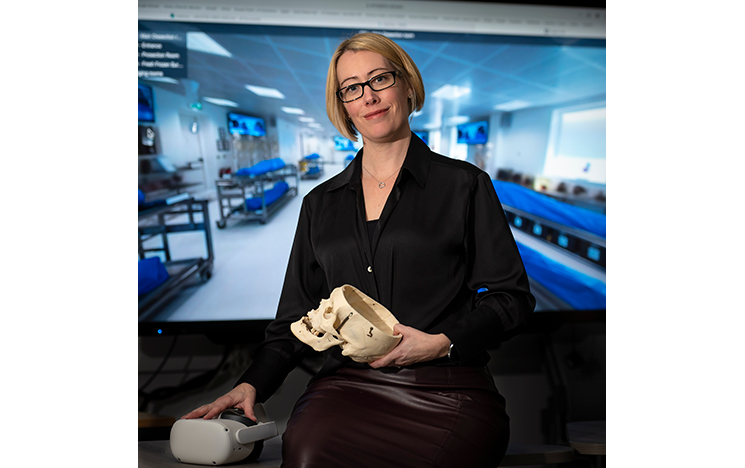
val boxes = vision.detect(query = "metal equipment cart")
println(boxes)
[138,198,214,320]
[214,160,299,228]
[300,153,324,180]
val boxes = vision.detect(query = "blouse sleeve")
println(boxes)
[235,196,330,402]
[445,172,536,362]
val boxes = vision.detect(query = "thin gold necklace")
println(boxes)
[362,163,403,189]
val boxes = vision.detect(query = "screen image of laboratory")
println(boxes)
[138,16,606,330]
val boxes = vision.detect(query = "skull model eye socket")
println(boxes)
[322,307,338,325]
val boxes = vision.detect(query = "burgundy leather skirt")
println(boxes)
[281,365,509,468]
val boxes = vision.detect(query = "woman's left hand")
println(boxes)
[368,324,451,369]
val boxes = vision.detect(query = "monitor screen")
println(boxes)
[457,121,489,145]
[334,136,355,152]
[227,112,266,137]
[138,0,606,337]
[138,83,155,122]
[413,131,429,146]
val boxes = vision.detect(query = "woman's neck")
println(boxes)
[361,132,411,174]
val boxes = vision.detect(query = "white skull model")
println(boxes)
[290,284,402,363]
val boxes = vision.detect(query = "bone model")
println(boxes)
[290,285,402,362]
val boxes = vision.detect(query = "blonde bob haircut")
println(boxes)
[326,33,425,141]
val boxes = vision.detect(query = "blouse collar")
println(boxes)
[327,132,431,192]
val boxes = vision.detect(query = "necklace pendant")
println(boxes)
[378,182,386,189]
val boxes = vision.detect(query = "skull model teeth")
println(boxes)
[301,317,322,336]
[290,285,402,363]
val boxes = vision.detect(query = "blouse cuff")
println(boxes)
[446,303,507,363]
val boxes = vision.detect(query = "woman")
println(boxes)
[184,33,535,467]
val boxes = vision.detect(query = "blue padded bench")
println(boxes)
[138,257,169,296]
[245,181,289,211]
[235,158,286,177]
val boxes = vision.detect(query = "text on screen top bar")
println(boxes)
[138,0,606,39]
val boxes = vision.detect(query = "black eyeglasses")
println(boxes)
[336,71,398,103]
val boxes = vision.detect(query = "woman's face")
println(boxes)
[336,50,412,145]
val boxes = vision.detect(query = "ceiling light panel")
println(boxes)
[187,32,232,57]
[144,77,180,84]
[245,85,285,99]
[446,116,470,125]
[281,107,305,115]
[431,85,471,100]
[495,100,531,111]
[203,97,238,107]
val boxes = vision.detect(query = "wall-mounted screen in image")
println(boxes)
[457,121,488,145]
[413,131,429,145]
[138,83,155,123]
[334,136,355,151]
[227,112,266,137]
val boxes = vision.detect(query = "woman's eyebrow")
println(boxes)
[340,67,388,86]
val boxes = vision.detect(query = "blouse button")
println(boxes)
[367,266,373,273]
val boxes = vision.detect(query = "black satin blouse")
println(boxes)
[238,134,535,402]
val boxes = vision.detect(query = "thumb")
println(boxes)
[392,323,409,336]
[238,403,258,423]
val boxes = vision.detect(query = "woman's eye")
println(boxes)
[346,85,359,93]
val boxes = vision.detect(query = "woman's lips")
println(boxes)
[364,108,389,119]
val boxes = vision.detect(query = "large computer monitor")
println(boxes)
[138,0,606,338]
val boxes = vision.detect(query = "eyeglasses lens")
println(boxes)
[339,72,396,102]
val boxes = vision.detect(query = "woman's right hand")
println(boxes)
[181,383,258,422]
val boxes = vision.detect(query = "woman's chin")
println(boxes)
[358,123,410,144]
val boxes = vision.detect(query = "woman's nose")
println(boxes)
[363,87,379,104]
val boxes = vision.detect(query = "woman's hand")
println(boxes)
[181,383,258,422]
[368,324,451,369]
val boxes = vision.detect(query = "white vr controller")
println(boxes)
[170,408,278,465]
